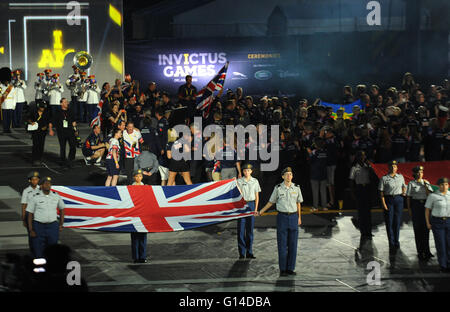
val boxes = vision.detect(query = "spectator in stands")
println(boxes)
[178,75,197,120]
[308,137,328,212]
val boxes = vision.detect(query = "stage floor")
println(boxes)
[0,126,449,292]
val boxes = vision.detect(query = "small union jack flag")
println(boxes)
[52,179,252,233]
[90,99,104,129]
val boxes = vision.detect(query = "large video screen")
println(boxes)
[125,37,300,97]
[0,0,124,101]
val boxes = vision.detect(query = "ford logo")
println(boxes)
[254,70,272,80]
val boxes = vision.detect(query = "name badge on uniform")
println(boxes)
[63,120,68,128]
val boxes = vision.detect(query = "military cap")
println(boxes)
[28,171,40,179]
[40,176,52,185]
[242,163,253,170]
[37,73,44,77]
[133,169,144,176]
[388,160,398,166]
[412,166,424,174]
[281,167,293,175]
[44,69,52,73]
[437,177,449,185]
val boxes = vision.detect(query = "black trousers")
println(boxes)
[70,96,78,116]
[411,199,431,255]
[31,131,46,162]
[189,160,203,184]
[356,184,372,236]
[57,130,77,163]
[143,173,158,185]
[124,158,135,184]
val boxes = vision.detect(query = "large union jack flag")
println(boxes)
[52,179,252,233]
[196,62,229,118]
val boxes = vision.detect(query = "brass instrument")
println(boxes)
[73,51,93,71]
[78,79,88,99]
[73,51,93,98]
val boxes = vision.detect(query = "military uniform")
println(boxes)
[425,178,450,271]
[378,161,406,249]
[130,170,148,263]
[66,66,80,114]
[12,72,27,128]
[48,74,64,117]
[77,76,89,122]
[21,171,41,254]
[86,76,101,122]
[236,164,261,258]
[42,70,53,103]
[406,166,434,259]
[34,73,45,101]
[26,177,65,258]
[268,167,303,274]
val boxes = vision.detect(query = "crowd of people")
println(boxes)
[2,68,450,277]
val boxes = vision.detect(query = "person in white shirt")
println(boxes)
[86,75,101,123]
[1,79,17,134]
[236,163,261,259]
[12,70,27,128]
[66,65,80,113]
[21,171,41,254]
[27,176,65,258]
[42,69,53,102]
[34,73,45,101]
[48,73,64,117]
[105,128,122,186]
[406,166,434,261]
[77,72,88,123]
[425,177,450,273]
[123,121,144,184]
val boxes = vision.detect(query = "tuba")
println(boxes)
[73,51,93,71]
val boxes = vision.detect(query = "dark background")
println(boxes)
[122,0,449,101]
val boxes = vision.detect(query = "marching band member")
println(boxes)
[77,72,88,123]
[1,73,17,134]
[42,69,53,102]
[12,70,27,128]
[86,75,101,123]
[34,73,45,102]
[66,65,81,112]
[48,73,64,117]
